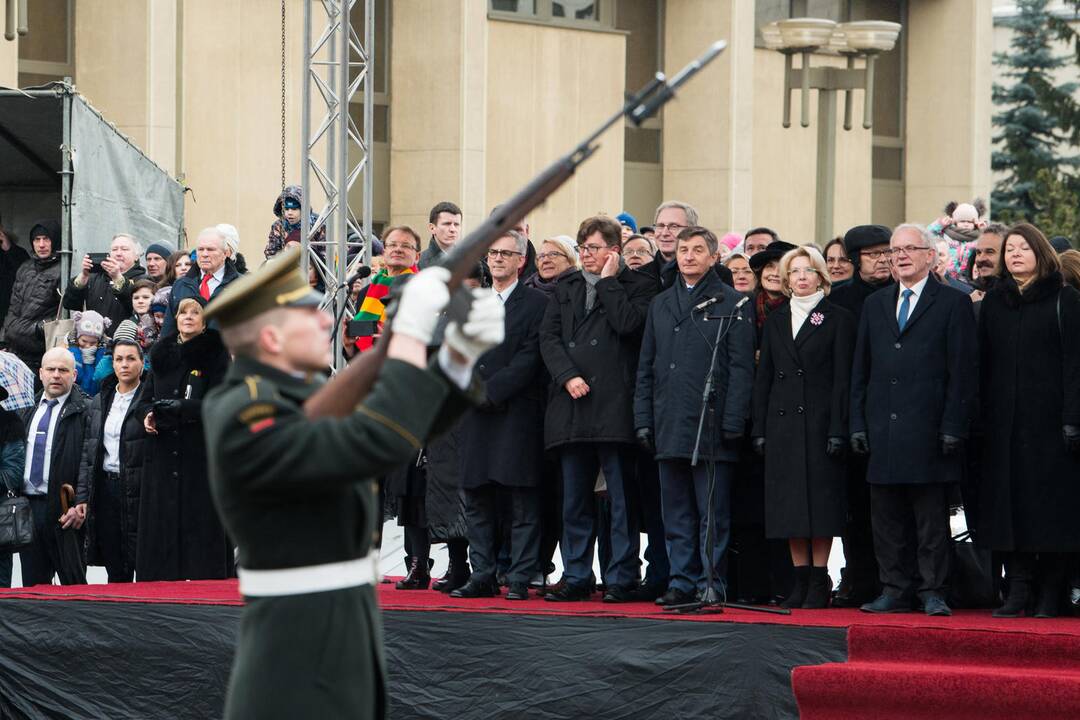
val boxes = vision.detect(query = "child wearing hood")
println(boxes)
[264,185,326,259]
[67,311,113,396]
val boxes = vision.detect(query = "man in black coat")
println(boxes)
[651,200,734,289]
[418,201,462,269]
[850,223,977,617]
[452,231,548,601]
[163,227,241,337]
[19,347,89,586]
[828,224,894,607]
[1,220,61,377]
[540,215,658,602]
[634,228,755,607]
[63,233,146,336]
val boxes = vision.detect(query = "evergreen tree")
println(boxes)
[992,0,1080,223]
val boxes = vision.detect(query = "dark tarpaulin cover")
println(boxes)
[0,601,846,719]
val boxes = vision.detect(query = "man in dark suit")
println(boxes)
[452,231,549,601]
[651,201,734,289]
[634,227,755,607]
[164,227,240,336]
[19,347,89,586]
[829,224,894,607]
[850,223,977,617]
[540,215,658,602]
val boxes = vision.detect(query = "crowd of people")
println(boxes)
[0,190,1077,620]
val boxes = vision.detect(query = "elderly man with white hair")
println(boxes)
[162,226,240,337]
[63,233,148,335]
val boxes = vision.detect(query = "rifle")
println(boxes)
[304,41,727,420]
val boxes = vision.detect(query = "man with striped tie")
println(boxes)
[18,347,89,586]
[849,223,977,618]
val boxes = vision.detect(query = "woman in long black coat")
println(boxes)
[977,223,1080,618]
[138,297,233,581]
[752,245,854,609]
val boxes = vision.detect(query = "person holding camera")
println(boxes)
[138,297,233,581]
[63,233,147,335]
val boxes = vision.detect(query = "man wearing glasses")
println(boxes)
[849,223,976,617]
[651,201,733,289]
[453,231,548,601]
[828,224,895,608]
[539,215,659,602]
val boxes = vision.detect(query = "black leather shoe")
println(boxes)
[993,581,1029,618]
[432,561,471,593]
[543,583,592,602]
[655,587,696,607]
[395,557,431,590]
[450,579,499,598]
[602,584,636,603]
[832,575,878,608]
[923,595,952,617]
[505,582,529,601]
[627,582,665,602]
[859,594,912,614]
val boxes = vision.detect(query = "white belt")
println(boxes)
[238,554,379,597]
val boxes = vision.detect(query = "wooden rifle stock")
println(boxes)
[302,41,725,420]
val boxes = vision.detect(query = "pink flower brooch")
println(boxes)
[810,312,824,326]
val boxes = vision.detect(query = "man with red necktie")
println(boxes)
[163,227,240,337]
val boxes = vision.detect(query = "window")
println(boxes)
[17,0,75,87]
[489,0,613,30]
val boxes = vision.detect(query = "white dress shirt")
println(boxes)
[494,279,518,304]
[102,385,140,473]
[23,390,72,495]
[896,274,930,322]
[203,264,226,296]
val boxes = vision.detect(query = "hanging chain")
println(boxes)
[280,0,288,194]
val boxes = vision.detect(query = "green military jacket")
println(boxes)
[203,354,460,572]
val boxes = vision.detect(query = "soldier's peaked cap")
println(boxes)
[203,245,323,327]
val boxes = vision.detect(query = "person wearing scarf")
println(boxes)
[351,226,421,352]
[751,245,855,609]
[749,241,798,339]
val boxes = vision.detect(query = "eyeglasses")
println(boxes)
[486,249,522,259]
[654,223,687,233]
[787,268,820,277]
[887,245,933,257]
[536,251,567,261]
[622,249,653,258]
[576,244,609,255]
[384,242,417,252]
[861,250,890,260]
[730,268,754,277]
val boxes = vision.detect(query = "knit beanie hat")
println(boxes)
[113,319,140,345]
[616,212,638,233]
[720,232,742,251]
[146,241,176,260]
[73,311,109,341]
[151,287,171,314]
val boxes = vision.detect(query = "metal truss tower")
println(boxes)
[300,0,374,370]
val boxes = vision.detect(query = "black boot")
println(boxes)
[432,559,471,593]
[803,567,831,609]
[781,566,810,609]
[1034,558,1065,619]
[395,556,431,590]
[993,579,1029,618]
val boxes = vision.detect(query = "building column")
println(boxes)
[662,0,754,232]
[390,0,487,233]
[904,0,992,222]
[0,35,15,89]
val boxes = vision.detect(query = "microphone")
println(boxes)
[733,295,750,320]
[346,265,372,286]
[693,296,719,312]
[630,40,727,125]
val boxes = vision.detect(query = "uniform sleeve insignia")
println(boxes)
[238,403,276,424]
[249,417,276,434]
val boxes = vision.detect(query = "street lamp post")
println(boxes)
[762,19,901,246]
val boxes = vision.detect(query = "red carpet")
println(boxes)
[793,624,1080,719]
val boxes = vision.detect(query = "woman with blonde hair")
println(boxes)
[751,245,856,608]
[524,235,579,297]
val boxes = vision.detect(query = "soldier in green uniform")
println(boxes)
[201,245,505,719]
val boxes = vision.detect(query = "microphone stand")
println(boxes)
[665,303,791,616]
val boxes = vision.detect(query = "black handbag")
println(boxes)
[0,492,34,552]
[947,530,1000,609]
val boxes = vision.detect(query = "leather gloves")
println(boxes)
[1065,425,1080,455]
[393,267,451,345]
[940,434,962,457]
[443,289,506,362]
[635,428,655,455]
[826,437,846,458]
[850,432,870,456]
[751,437,766,457]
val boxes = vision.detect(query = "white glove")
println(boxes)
[443,288,505,362]
[392,267,451,345]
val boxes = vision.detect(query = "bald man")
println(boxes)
[18,347,89,585]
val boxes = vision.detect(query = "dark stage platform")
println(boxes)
[0,581,1075,719]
